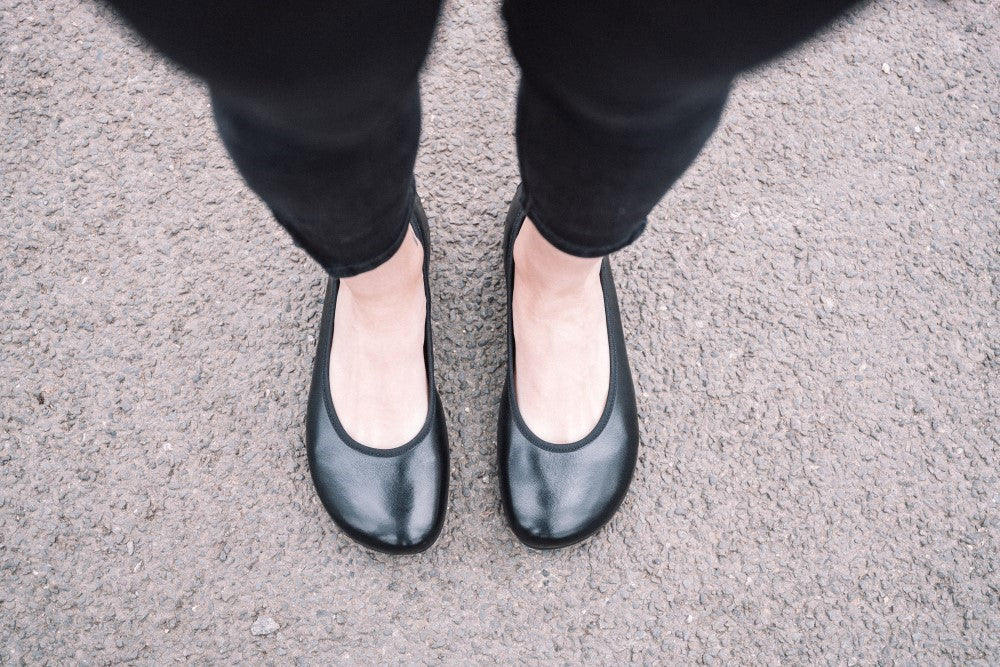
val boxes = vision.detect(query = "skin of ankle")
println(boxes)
[329,226,428,448]
[511,217,610,444]
[339,227,425,318]
[513,218,602,304]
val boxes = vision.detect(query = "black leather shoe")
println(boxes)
[497,186,640,549]
[306,193,448,554]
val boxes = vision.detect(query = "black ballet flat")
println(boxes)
[306,193,448,555]
[497,186,640,550]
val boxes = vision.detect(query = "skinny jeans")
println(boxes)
[106,0,862,277]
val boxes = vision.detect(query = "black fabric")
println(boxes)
[106,0,862,275]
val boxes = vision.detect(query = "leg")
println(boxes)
[106,0,442,275]
[503,0,864,442]
[104,0,443,446]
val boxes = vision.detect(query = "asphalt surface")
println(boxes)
[2,0,998,663]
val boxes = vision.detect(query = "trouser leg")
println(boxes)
[104,0,443,277]
[503,0,865,257]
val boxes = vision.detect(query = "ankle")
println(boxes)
[340,228,425,310]
[341,271,424,318]
[513,217,602,305]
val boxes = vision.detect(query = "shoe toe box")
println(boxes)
[501,410,638,549]
[308,404,449,555]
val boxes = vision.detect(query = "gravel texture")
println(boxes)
[2,0,998,663]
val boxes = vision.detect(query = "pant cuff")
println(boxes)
[323,202,413,278]
[517,184,648,259]
[272,186,415,279]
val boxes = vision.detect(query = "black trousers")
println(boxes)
[107,1,861,277]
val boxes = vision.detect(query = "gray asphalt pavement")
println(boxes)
[2,0,998,663]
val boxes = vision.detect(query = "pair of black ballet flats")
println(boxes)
[305,187,639,553]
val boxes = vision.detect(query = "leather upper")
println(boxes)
[497,186,639,549]
[306,197,448,554]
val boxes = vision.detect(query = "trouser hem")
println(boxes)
[518,184,648,259]
[274,183,416,279]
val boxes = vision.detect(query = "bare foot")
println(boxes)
[512,217,610,444]
[329,226,428,448]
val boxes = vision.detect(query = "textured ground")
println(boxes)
[2,0,998,663]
